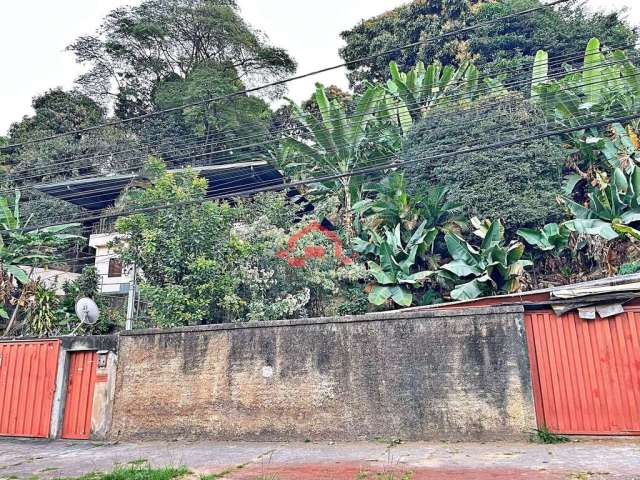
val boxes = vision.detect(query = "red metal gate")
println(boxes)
[525,309,640,435]
[62,351,97,439]
[0,340,60,438]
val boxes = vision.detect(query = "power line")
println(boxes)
[26,95,636,214]
[9,109,639,234]
[0,0,571,151]
[4,51,636,191]
[5,36,617,176]
[35,98,640,265]
[7,73,638,219]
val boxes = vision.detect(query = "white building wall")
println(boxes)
[88,233,133,295]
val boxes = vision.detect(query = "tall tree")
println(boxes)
[149,61,273,165]
[68,0,297,116]
[1,89,138,226]
[339,0,636,91]
[4,89,138,186]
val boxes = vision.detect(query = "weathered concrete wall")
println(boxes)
[91,350,118,439]
[110,305,535,441]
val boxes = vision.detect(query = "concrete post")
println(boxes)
[125,264,137,331]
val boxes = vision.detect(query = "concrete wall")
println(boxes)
[110,305,536,441]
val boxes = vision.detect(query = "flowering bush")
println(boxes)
[114,160,369,326]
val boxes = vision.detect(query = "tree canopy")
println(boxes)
[339,0,637,91]
[403,95,567,231]
[4,89,138,185]
[68,0,297,116]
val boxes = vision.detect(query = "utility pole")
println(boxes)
[125,263,137,330]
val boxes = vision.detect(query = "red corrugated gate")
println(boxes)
[525,309,640,435]
[0,340,60,438]
[62,351,98,440]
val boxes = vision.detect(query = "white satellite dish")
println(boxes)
[75,298,100,325]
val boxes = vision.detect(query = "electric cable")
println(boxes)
[4,51,636,192]
[0,0,571,151]
[10,109,639,235]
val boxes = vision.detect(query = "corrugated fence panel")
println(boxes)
[525,309,640,435]
[0,340,60,438]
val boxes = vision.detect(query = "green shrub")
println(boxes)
[531,425,569,444]
[24,282,59,337]
[619,262,640,276]
[115,160,368,326]
[56,266,120,335]
[336,287,370,316]
[403,95,567,232]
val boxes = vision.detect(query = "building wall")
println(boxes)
[110,305,536,441]
[88,233,132,295]
[18,267,79,295]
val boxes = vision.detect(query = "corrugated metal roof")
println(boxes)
[35,161,282,210]
[408,273,640,313]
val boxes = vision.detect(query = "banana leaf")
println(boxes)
[565,219,619,240]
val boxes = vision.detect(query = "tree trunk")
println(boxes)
[3,267,34,337]
[3,302,20,337]
[342,182,354,239]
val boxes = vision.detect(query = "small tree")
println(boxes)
[114,158,242,327]
[279,83,391,236]
[0,191,81,334]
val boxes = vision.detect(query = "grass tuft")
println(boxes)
[61,465,189,480]
[531,425,570,444]
[356,472,413,480]
[200,470,232,480]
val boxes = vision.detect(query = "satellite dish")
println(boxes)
[75,298,100,325]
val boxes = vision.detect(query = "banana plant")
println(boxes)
[532,38,638,126]
[386,59,506,125]
[418,185,466,234]
[0,191,81,327]
[353,221,436,307]
[279,83,390,235]
[354,173,464,238]
[353,172,418,235]
[517,223,571,253]
[563,165,640,240]
[532,38,640,193]
[440,218,532,301]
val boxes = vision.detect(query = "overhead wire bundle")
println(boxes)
[2,0,640,253]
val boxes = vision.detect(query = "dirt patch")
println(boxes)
[226,464,567,480]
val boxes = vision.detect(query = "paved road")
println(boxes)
[0,438,639,479]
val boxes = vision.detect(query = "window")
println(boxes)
[108,258,123,278]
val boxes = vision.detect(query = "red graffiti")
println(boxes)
[277,222,353,268]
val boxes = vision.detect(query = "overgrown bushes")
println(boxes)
[114,158,368,327]
[403,95,567,231]
[12,35,640,333]
[22,266,122,337]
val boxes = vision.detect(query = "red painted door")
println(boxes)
[62,351,98,440]
[525,309,640,435]
[0,340,60,438]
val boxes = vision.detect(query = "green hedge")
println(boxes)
[403,96,567,231]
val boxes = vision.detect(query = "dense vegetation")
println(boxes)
[1,0,640,335]
[339,0,637,90]
[404,95,566,230]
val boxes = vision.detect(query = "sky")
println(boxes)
[0,0,639,135]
